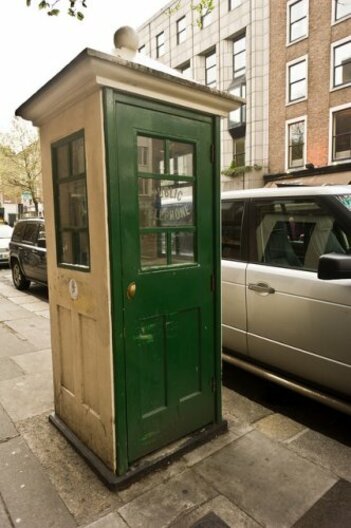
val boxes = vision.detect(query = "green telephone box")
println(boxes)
[16,28,241,487]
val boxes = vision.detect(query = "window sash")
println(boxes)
[333,109,351,160]
[205,52,216,86]
[177,17,186,44]
[335,0,351,21]
[233,36,246,78]
[333,41,351,87]
[288,60,307,101]
[156,32,165,57]
[289,0,307,42]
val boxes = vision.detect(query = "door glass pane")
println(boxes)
[56,144,69,179]
[139,179,193,227]
[137,136,165,173]
[59,180,88,228]
[72,137,85,176]
[140,233,167,268]
[169,142,194,176]
[171,232,195,264]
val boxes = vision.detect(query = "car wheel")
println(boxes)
[11,260,30,290]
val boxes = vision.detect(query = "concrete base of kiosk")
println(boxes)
[49,413,227,490]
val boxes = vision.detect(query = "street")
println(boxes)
[0,267,350,528]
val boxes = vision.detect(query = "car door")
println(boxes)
[21,222,39,279]
[246,194,351,398]
[221,199,248,357]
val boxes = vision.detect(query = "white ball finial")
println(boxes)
[113,26,139,58]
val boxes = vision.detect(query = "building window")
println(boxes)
[205,50,216,87]
[233,35,246,78]
[229,0,241,10]
[287,119,305,169]
[178,61,192,78]
[229,83,246,128]
[177,16,186,44]
[334,0,351,22]
[138,44,146,54]
[332,39,351,88]
[233,137,245,166]
[332,107,351,161]
[287,57,307,102]
[156,31,165,58]
[288,0,308,44]
[52,130,90,269]
[201,7,213,28]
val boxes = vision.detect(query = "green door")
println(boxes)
[108,95,218,464]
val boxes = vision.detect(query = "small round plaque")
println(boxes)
[69,279,78,300]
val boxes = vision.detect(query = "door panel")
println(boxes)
[115,101,216,462]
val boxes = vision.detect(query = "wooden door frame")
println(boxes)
[103,88,222,476]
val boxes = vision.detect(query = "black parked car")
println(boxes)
[9,218,47,290]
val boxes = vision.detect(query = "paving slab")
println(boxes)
[0,298,34,322]
[255,413,307,442]
[17,414,123,526]
[5,315,51,349]
[0,282,29,298]
[11,348,53,374]
[0,403,18,442]
[194,430,337,528]
[293,479,351,528]
[288,428,351,482]
[21,300,49,313]
[170,495,261,528]
[118,469,217,528]
[183,428,239,466]
[222,386,272,424]
[0,323,36,358]
[84,512,129,528]
[0,356,24,381]
[0,497,12,528]
[0,436,76,528]
[0,372,53,421]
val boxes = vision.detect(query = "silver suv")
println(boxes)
[221,186,351,413]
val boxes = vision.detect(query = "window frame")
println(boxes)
[176,16,187,44]
[138,44,146,54]
[286,55,308,104]
[205,49,217,87]
[228,0,241,11]
[156,31,165,58]
[285,115,307,171]
[286,0,309,46]
[177,60,192,78]
[329,103,351,163]
[331,36,351,91]
[51,129,91,271]
[233,34,246,79]
[221,198,248,262]
[228,82,246,129]
[233,136,246,167]
[332,0,351,24]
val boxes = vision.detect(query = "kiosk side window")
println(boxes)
[52,130,90,270]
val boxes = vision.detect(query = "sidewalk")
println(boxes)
[0,268,350,528]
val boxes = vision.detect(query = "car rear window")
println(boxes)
[22,223,39,245]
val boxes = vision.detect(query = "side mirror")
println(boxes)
[318,253,351,280]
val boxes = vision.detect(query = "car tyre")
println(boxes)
[11,260,30,290]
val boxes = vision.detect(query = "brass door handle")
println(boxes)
[127,282,137,299]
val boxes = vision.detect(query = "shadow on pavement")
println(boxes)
[222,361,351,448]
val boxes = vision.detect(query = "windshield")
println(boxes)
[336,194,351,211]
[0,225,13,238]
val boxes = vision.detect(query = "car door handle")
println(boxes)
[248,282,275,294]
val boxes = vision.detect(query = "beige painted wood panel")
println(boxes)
[39,90,116,471]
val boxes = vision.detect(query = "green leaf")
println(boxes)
[76,11,84,20]
[48,8,60,16]
[26,0,32,6]
[39,1,50,10]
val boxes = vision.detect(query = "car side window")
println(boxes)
[22,223,39,245]
[12,222,26,242]
[251,198,351,272]
[221,200,245,261]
